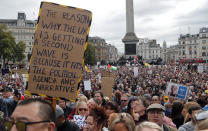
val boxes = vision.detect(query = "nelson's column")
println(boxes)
[122,0,139,56]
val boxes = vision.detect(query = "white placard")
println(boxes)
[198,65,204,73]
[134,67,138,77]
[166,82,179,96]
[84,80,91,91]
[147,70,152,74]
[73,115,86,128]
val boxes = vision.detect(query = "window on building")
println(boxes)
[183,51,185,55]
[183,41,185,44]
[202,34,206,38]
[202,52,206,56]
[183,46,185,49]
[202,46,206,50]
[194,50,197,55]
[202,40,206,44]
[189,50,192,55]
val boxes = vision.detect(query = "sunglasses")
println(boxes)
[4,120,50,131]
[79,108,88,111]
[121,100,127,102]
[195,110,208,121]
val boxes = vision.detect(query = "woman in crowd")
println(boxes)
[83,106,107,131]
[75,101,89,117]
[135,121,162,131]
[171,101,184,128]
[108,113,135,131]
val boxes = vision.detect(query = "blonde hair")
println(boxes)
[108,113,135,131]
[75,101,88,115]
[135,121,162,131]
[78,94,88,102]
[183,102,201,123]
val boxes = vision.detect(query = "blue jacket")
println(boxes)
[0,97,17,118]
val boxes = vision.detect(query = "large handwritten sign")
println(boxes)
[27,2,92,100]
[101,77,114,100]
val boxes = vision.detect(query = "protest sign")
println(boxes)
[73,115,86,128]
[166,82,179,96]
[177,85,189,100]
[134,67,138,77]
[27,2,92,100]
[84,80,91,91]
[101,77,114,100]
[198,65,204,73]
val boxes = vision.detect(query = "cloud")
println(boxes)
[175,2,208,26]
[134,0,175,18]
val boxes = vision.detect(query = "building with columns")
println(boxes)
[162,27,208,64]
[137,38,161,61]
[0,12,37,63]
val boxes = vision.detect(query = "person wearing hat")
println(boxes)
[147,103,177,131]
[56,105,80,131]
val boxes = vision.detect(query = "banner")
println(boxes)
[101,77,114,100]
[27,2,92,100]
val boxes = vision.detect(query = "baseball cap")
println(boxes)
[147,103,165,112]
[56,105,64,118]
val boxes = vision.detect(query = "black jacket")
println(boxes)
[57,119,80,131]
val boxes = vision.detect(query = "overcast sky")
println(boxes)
[1,0,208,53]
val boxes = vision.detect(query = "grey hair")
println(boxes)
[135,121,162,131]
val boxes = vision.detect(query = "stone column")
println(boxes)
[126,0,134,33]
[122,0,139,56]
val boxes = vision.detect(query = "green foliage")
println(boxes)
[84,42,96,65]
[0,24,26,66]
[0,24,16,63]
[13,41,26,62]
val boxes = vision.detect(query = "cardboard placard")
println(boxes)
[27,2,92,100]
[101,77,114,100]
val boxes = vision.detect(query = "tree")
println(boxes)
[0,24,16,67]
[12,40,26,62]
[84,42,96,65]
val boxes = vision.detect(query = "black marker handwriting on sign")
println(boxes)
[36,48,56,58]
[36,83,75,93]
[46,9,57,18]
[33,66,46,75]
[62,12,91,25]
[42,21,61,31]
[42,39,74,52]
[33,57,61,68]
[33,74,57,84]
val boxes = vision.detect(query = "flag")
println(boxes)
[85,66,90,72]
[109,66,117,71]
[144,63,150,67]
[108,64,111,69]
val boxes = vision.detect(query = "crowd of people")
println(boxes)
[0,64,208,131]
